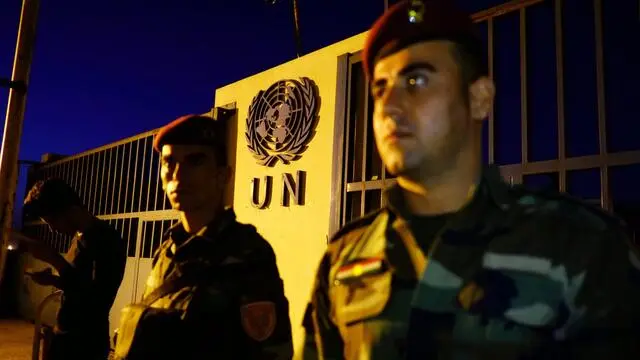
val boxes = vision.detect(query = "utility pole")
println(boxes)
[0,0,41,293]
[266,0,303,58]
[291,0,302,57]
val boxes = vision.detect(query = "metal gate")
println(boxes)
[331,0,640,236]
[101,211,178,338]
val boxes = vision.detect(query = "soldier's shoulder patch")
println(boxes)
[335,257,386,282]
[240,301,277,342]
[329,209,385,244]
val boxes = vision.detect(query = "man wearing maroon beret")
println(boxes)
[298,1,640,359]
[114,114,294,359]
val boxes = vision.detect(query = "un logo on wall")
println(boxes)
[245,77,320,167]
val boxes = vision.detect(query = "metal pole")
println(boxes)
[0,0,41,292]
[291,0,302,57]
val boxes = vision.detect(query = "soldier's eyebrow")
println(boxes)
[372,61,437,90]
[398,61,437,76]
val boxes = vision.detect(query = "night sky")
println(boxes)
[1,0,639,224]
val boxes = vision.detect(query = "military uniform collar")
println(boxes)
[162,207,237,258]
[383,165,513,233]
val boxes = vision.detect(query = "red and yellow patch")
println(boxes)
[335,258,384,282]
[240,301,277,342]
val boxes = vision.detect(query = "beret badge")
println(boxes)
[408,0,425,23]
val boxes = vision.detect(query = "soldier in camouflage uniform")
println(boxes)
[114,114,293,359]
[298,1,640,359]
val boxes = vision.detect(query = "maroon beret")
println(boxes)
[363,0,478,79]
[153,114,224,153]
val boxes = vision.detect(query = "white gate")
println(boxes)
[105,210,178,341]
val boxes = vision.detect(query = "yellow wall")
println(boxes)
[214,32,366,351]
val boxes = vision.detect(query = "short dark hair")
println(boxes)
[23,178,83,218]
[449,36,489,93]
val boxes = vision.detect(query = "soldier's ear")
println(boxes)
[468,76,495,122]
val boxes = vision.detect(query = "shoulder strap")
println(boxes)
[139,218,243,307]
[330,208,384,243]
[140,267,203,306]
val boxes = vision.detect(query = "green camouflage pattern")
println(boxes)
[299,165,640,359]
[122,209,294,359]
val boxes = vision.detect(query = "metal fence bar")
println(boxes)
[35,128,160,168]
[91,153,100,214]
[487,18,495,164]
[341,61,355,226]
[78,156,87,204]
[124,142,133,214]
[68,158,76,195]
[108,150,115,214]
[145,144,154,212]
[152,152,160,211]
[472,0,544,22]
[555,0,567,192]
[593,0,609,210]
[116,145,125,214]
[97,151,106,215]
[136,137,149,213]
[520,8,528,165]
[360,77,370,218]
[86,153,94,210]
[130,140,141,214]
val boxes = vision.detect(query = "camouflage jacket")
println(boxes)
[299,166,640,360]
[133,208,293,359]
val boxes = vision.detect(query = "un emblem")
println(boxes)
[245,77,320,167]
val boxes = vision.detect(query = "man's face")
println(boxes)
[160,144,229,212]
[371,40,490,178]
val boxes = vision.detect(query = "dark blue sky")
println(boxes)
[0,0,500,161]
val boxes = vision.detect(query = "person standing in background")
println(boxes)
[18,178,126,360]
